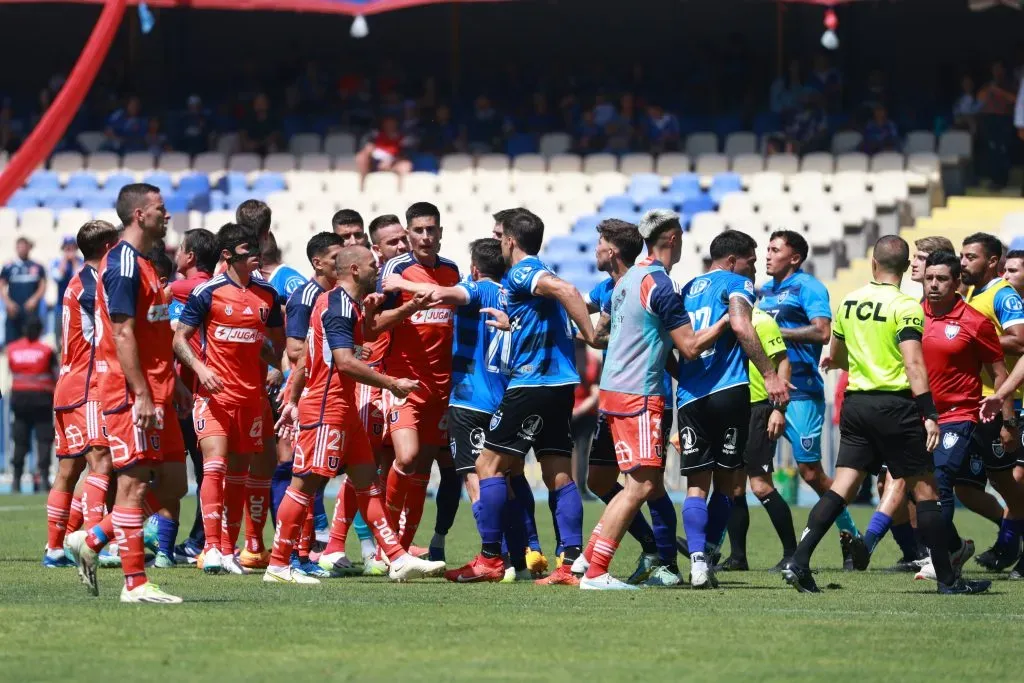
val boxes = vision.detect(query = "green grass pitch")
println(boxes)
[1,496,1022,682]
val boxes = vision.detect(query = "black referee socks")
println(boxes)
[792,490,846,568]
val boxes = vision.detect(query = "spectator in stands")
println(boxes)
[355,115,412,178]
[977,60,1018,190]
[592,92,616,127]
[857,68,889,124]
[769,91,828,155]
[0,97,23,153]
[605,92,638,153]
[177,94,212,156]
[1,237,46,347]
[6,317,56,494]
[573,107,605,154]
[808,53,843,112]
[860,105,900,154]
[239,92,281,155]
[419,103,463,155]
[644,103,681,153]
[143,116,170,155]
[466,95,504,153]
[49,236,82,340]
[525,92,556,134]
[103,95,146,152]
[953,73,983,137]
[770,59,808,116]
[400,99,422,151]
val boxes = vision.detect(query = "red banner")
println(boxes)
[0,0,510,15]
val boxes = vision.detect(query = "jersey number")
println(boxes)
[688,306,716,359]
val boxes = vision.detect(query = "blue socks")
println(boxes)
[503,495,528,571]
[313,489,327,533]
[270,462,292,524]
[552,481,584,557]
[997,517,1021,548]
[863,512,893,553]
[156,514,178,558]
[891,522,920,559]
[682,496,708,558]
[508,475,541,552]
[477,477,507,554]
[598,482,657,554]
[705,492,732,552]
[834,508,860,537]
[433,466,462,537]
[647,494,677,565]
[353,512,372,541]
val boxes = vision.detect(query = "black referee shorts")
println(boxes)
[836,391,932,479]
[743,400,776,477]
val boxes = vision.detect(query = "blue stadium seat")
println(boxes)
[570,272,603,295]
[188,193,212,212]
[251,173,287,193]
[43,194,79,210]
[103,172,135,191]
[177,173,211,200]
[79,193,115,211]
[572,215,601,234]
[600,194,636,214]
[142,171,174,195]
[506,133,539,157]
[627,174,662,203]
[411,154,439,173]
[163,192,190,215]
[224,191,267,212]
[640,196,677,213]
[680,196,716,217]
[556,261,596,283]
[26,170,60,191]
[65,172,99,192]
[1010,236,1024,252]
[223,172,249,195]
[208,190,228,210]
[598,208,641,223]
[708,173,743,204]
[668,173,702,201]
[6,190,40,210]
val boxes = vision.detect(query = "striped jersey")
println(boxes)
[449,278,511,413]
[286,279,326,339]
[299,286,364,426]
[54,266,98,411]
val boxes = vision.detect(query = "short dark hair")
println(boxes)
[218,222,258,258]
[236,199,272,235]
[306,231,345,264]
[500,209,544,255]
[963,232,1004,261]
[115,183,161,226]
[709,230,757,261]
[147,244,174,281]
[1006,250,1024,262]
[492,208,524,225]
[77,219,118,260]
[259,229,281,264]
[23,316,43,341]
[331,209,364,230]
[368,214,403,243]
[181,228,218,274]
[924,249,961,279]
[769,229,809,264]
[470,238,506,281]
[597,219,643,265]
[873,235,910,274]
[406,201,440,225]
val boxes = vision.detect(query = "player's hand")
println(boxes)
[924,418,940,453]
[819,355,832,372]
[411,291,432,310]
[196,366,224,394]
[354,345,371,361]
[979,395,1005,423]
[265,367,284,392]
[382,275,406,293]
[1001,424,1019,453]
[275,402,299,440]
[173,379,192,419]
[389,377,419,399]
[767,409,785,441]
[481,307,510,331]
[134,391,157,430]
[764,373,789,407]
[5,301,20,317]
[363,293,385,318]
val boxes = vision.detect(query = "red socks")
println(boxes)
[399,473,430,549]
[46,489,73,551]
[221,469,248,554]
[385,466,410,533]
[244,475,272,553]
[356,482,405,562]
[583,522,604,562]
[324,477,358,556]
[270,488,311,567]
[81,473,110,528]
[86,513,115,552]
[585,534,619,579]
[297,510,313,560]
[67,495,84,534]
[113,505,147,590]
[200,456,226,553]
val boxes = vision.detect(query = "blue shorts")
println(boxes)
[784,399,824,464]
[936,421,988,489]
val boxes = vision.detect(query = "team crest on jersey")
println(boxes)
[723,427,738,454]
[942,432,959,450]
[285,276,305,295]
[149,435,161,451]
[259,306,269,322]
[614,440,633,465]
[490,410,503,431]
[688,278,710,297]
[970,454,984,475]
[470,427,486,451]
[196,418,206,432]
[992,441,1005,458]
[1007,296,1024,312]
[777,291,790,303]
[944,324,960,340]
[510,267,531,286]
[519,415,543,440]
[389,411,399,424]
[679,427,698,454]
[449,438,458,459]
[225,305,233,316]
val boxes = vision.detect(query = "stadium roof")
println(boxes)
[0,0,511,16]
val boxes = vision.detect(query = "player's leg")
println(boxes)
[506,457,548,575]
[431,422,462,560]
[750,471,798,568]
[241,407,275,568]
[430,408,479,562]
[197,430,230,573]
[112,464,182,602]
[581,468,659,590]
[320,473,358,568]
[385,417,424,547]
[444,445,513,582]
[986,468,1024,567]
[265,470,323,585]
[45,454,86,566]
[270,432,294,524]
[396,399,447,551]
[82,446,113,528]
[722,401,773,571]
[152,457,188,567]
[176,413,205,559]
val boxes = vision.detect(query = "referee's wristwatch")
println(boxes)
[1004,415,1020,429]
[771,400,788,414]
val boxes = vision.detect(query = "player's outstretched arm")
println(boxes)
[780,316,831,344]
[534,273,596,345]
[822,335,849,371]
[589,312,611,349]
[382,275,471,307]
[172,322,223,395]
[112,314,157,429]
[730,297,788,405]
[365,291,432,338]
[331,347,418,397]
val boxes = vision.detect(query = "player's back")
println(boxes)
[169,272,211,390]
[757,270,830,399]
[676,269,754,405]
[54,266,98,411]
[379,252,461,391]
[96,240,174,410]
[181,274,280,405]
[965,278,1023,395]
[286,279,325,340]
[300,287,363,426]
[834,281,922,393]
[502,255,578,389]
[450,278,510,413]
[266,263,307,301]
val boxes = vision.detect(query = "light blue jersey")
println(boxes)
[598,276,675,399]
[757,269,831,400]
[265,264,307,300]
[503,256,579,389]
[450,278,511,413]
[676,269,755,406]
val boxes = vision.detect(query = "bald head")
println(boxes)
[335,245,378,294]
[873,235,910,275]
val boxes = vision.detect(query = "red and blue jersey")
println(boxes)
[286,279,326,340]
[299,286,363,426]
[54,266,98,410]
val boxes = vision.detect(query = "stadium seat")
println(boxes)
[904,130,936,154]
[627,173,663,203]
[620,153,654,175]
[756,194,794,215]
[324,132,357,157]
[765,153,800,176]
[441,154,474,174]
[788,171,826,199]
[475,172,512,198]
[748,171,785,201]
[685,133,719,157]
[668,173,702,199]
[86,151,121,175]
[680,196,715,218]
[203,210,235,231]
[142,171,174,195]
[92,209,120,226]
[402,171,439,197]
[177,173,212,200]
[122,152,155,173]
[870,151,905,173]
[3,204,26,230]
[583,154,617,175]
[363,172,401,201]
[708,173,744,204]
[289,133,323,156]
[192,152,227,175]
[76,131,105,154]
[65,172,99,192]
[573,215,602,234]
[221,171,249,195]
[27,170,61,191]
[79,193,116,211]
[43,194,78,211]
[689,211,725,240]
[103,171,136,191]
[601,194,636,214]
[263,153,297,173]
[228,153,261,174]
[906,152,940,179]
[831,130,863,154]
[589,172,628,198]
[800,152,834,175]
[251,173,287,193]
[158,152,191,174]
[20,207,56,231]
[57,208,91,235]
[163,193,190,215]
[640,196,677,213]
[551,171,589,197]
[477,153,510,172]
[831,171,868,202]
[50,151,84,174]
[409,153,439,173]
[938,130,972,161]
[718,192,755,216]
[513,154,546,173]
[723,132,757,158]
[695,154,730,179]
[539,132,572,157]
[655,153,690,176]
[562,196,599,222]
[266,191,302,215]
[298,153,331,172]
[549,153,582,173]
[512,171,551,197]
[731,153,764,178]
[835,152,869,173]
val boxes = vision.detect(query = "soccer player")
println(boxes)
[259,229,307,299]
[960,232,1024,570]
[172,222,285,575]
[676,230,789,588]
[267,245,445,584]
[65,183,186,603]
[758,230,864,568]
[332,209,369,247]
[585,217,680,585]
[717,305,795,572]
[576,211,730,590]
[47,220,119,568]
[782,235,990,595]
[374,203,460,553]
[445,209,597,586]
[911,250,1009,582]
[167,228,219,562]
